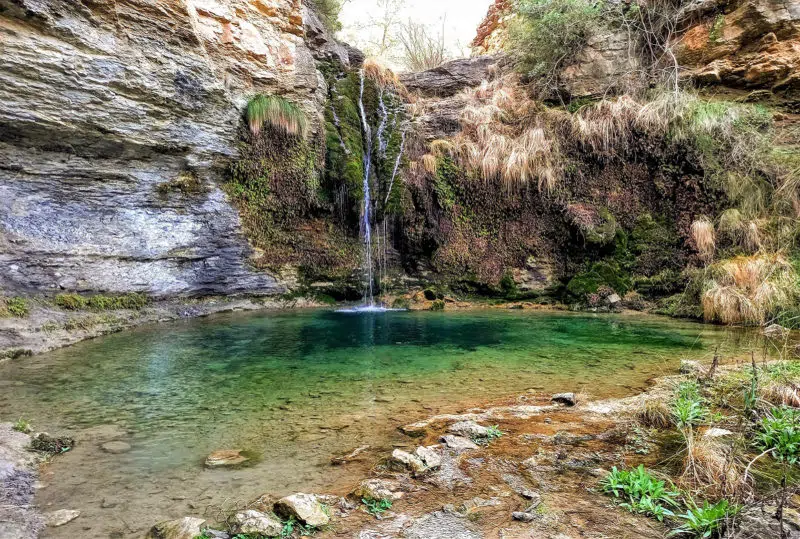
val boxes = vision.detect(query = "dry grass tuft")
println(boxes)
[702,254,798,325]
[761,381,800,407]
[363,58,408,96]
[246,94,307,137]
[680,434,748,499]
[637,398,672,429]
[744,221,762,252]
[691,217,716,262]
[421,153,438,175]
[717,209,744,243]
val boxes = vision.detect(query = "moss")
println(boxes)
[583,208,618,246]
[708,14,725,43]
[566,260,632,300]
[433,156,458,211]
[0,297,29,318]
[155,171,206,197]
[654,294,704,319]
[54,293,148,311]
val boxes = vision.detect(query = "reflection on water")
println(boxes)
[0,309,759,538]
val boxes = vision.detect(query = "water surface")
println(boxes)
[0,309,757,537]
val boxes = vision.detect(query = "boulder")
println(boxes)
[204,450,249,468]
[146,517,206,539]
[551,393,577,406]
[399,55,502,98]
[763,324,790,338]
[415,446,442,470]
[44,510,80,527]
[447,421,489,439]
[440,435,479,452]
[231,510,282,537]
[274,493,329,528]
[679,360,703,375]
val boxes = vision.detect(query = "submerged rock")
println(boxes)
[232,510,282,537]
[275,493,329,527]
[404,510,481,539]
[146,517,205,539]
[100,441,131,454]
[551,393,577,406]
[204,450,249,468]
[44,510,80,527]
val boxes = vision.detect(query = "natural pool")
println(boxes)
[0,309,759,538]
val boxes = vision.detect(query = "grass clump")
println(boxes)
[0,297,29,318]
[55,293,148,311]
[362,497,392,517]
[247,95,308,138]
[601,465,679,521]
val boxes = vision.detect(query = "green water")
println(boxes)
[0,309,757,537]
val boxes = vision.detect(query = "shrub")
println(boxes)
[509,0,604,92]
[246,95,307,137]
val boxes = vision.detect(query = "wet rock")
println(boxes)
[44,510,80,527]
[502,474,540,501]
[551,393,576,406]
[331,445,370,465]
[390,449,427,474]
[448,421,489,439]
[763,324,790,338]
[680,360,703,375]
[232,510,282,537]
[275,493,329,527]
[100,441,131,454]
[441,435,479,452]
[146,517,206,539]
[204,450,249,468]
[354,479,405,501]
[399,422,429,437]
[202,530,230,539]
[404,510,482,539]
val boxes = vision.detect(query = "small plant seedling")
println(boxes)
[12,418,32,433]
[362,497,392,516]
[474,425,504,445]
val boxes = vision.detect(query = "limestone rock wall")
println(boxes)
[0,0,344,297]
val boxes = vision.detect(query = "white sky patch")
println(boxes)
[338,0,493,70]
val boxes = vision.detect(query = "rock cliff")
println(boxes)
[0,0,347,297]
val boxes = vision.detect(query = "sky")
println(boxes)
[338,0,494,70]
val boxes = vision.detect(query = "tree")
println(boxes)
[398,18,449,72]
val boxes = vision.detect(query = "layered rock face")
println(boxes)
[0,0,344,297]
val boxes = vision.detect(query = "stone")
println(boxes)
[399,55,502,97]
[231,510,282,537]
[274,493,329,528]
[502,474,540,501]
[390,449,428,474]
[415,446,442,470]
[100,441,131,454]
[703,427,734,439]
[440,435,479,452]
[680,360,703,375]
[763,324,791,338]
[448,421,489,439]
[353,479,405,501]
[730,505,800,538]
[551,393,576,406]
[44,509,80,527]
[204,450,249,468]
[606,293,622,305]
[147,517,206,539]
[512,511,537,522]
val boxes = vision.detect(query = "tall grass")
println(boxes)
[246,95,308,138]
[691,217,716,262]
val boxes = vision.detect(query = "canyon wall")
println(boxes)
[0,0,348,297]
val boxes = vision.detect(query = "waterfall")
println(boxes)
[357,69,375,306]
[384,128,407,205]
[376,89,389,158]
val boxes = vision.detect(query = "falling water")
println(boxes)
[376,89,389,158]
[384,128,407,205]
[357,69,375,307]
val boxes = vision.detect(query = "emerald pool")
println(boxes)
[0,309,758,537]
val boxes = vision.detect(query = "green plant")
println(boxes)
[485,425,504,442]
[601,465,680,521]
[12,418,31,433]
[280,516,317,537]
[54,293,148,311]
[671,499,739,538]
[757,406,800,464]
[672,382,709,428]
[362,497,392,516]
[708,14,725,44]
[310,0,344,32]
[247,95,307,137]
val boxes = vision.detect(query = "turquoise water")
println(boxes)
[0,309,756,537]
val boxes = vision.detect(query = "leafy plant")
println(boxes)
[485,425,504,442]
[601,465,680,521]
[12,418,31,433]
[280,516,317,537]
[247,95,308,138]
[757,406,800,464]
[671,499,739,538]
[362,497,392,516]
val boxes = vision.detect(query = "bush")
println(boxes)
[509,0,604,91]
